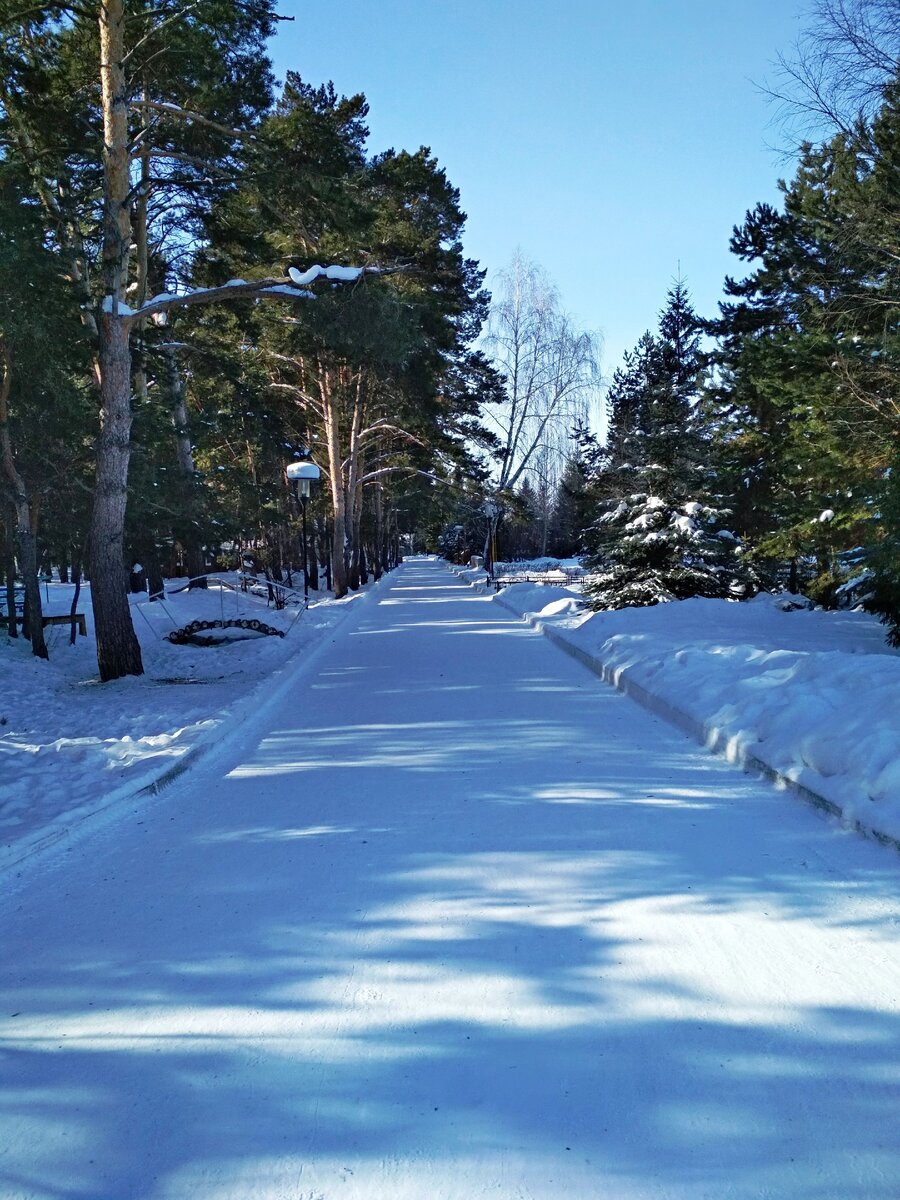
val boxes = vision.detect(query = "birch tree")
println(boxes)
[770,0,900,138]
[482,251,600,495]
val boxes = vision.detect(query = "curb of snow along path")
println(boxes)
[524,613,893,847]
[0,579,388,882]
[455,566,900,854]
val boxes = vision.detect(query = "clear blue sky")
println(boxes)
[269,1,808,378]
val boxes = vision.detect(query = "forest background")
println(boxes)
[1,0,899,683]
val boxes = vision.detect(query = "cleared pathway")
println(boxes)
[3,558,900,1200]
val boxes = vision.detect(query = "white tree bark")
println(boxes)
[482,251,600,496]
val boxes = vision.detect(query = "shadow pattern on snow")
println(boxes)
[2,560,900,1199]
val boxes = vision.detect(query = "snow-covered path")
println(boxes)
[3,559,899,1200]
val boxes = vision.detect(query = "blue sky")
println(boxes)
[269,1,808,378]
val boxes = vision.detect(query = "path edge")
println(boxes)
[1,575,393,880]
[451,565,899,854]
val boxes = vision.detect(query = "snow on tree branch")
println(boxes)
[138,99,258,143]
[114,265,396,324]
[287,264,365,286]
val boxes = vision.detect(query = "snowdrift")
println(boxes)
[491,581,900,845]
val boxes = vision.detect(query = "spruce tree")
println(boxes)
[583,281,759,609]
[604,333,659,485]
[548,455,590,558]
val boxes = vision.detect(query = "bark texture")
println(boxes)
[0,336,47,658]
[89,0,143,680]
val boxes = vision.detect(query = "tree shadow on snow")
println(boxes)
[2,561,899,1198]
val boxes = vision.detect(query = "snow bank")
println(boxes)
[1,576,372,869]
[454,563,490,588]
[492,581,900,845]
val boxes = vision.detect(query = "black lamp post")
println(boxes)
[287,461,321,605]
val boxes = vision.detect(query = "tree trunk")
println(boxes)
[372,481,384,580]
[0,337,47,658]
[69,556,83,646]
[346,372,366,591]
[164,346,207,585]
[90,311,143,679]
[4,511,17,640]
[318,517,332,592]
[18,529,47,659]
[322,363,349,598]
[89,0,143,681]
[347,527,361,591]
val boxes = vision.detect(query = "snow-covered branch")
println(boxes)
[120,263,401,324]
[358,421,426,448]
[357,466,462,488]
[139,98,257,143]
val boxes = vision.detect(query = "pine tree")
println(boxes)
[190,81,495,597]
[0,162,93,656]
[0,0,280,679]
[583,281,759,609]
[703,115,895,600]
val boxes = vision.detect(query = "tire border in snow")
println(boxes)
[0,573,395,882]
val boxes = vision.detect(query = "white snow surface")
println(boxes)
[2,558,900,1199]
[490,578,900,843]
[8,563,897,862]
[99,294,137,316]
[0,575,367,869]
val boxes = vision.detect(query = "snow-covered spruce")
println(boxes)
[583,493,762,609]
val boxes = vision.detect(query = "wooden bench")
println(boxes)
[0,612,87,636]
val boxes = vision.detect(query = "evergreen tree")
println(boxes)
[583,282,759,609]
[0,163,93,656]
[548,455,590,558]
[0,0,280,679]
[189,79,495,597]
[583,495,758,609]
[604,333,659,484]
[704,110,896,600]
[501,477,542,561]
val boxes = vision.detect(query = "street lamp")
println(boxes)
[482,498,502,582]
[287,461,321,605]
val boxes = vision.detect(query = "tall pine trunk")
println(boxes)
[321,360,349,599]
[91,309,142,679]
[89,0,143,681]
[346,371,365,591]
[317,517,332,592]
[164,347,207,585]
[372,480,384,580]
